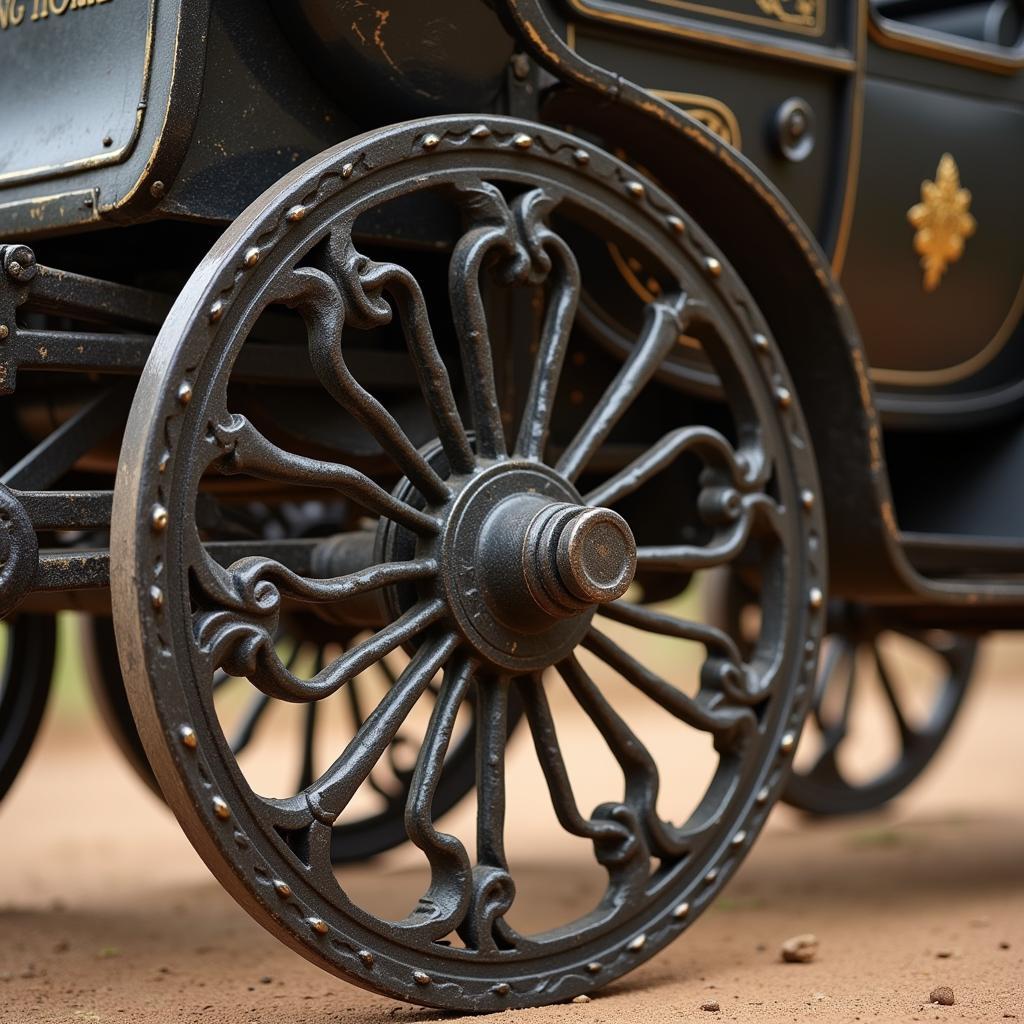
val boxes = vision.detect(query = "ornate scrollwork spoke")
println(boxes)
[557,656,691,859]
[285,262,451,504]
[212,413,439,536]
[556,292,689,483]
[583,426,753,509]
[583,629,756,748]
[635,493,782,574]
[400,655,473,937]
[513,194,581,461]
[515,673,641,869]
[597,599,742,666]
[198,596,446,703]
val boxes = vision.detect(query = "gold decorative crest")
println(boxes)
[755,0,818,27]
[907,153,976,292]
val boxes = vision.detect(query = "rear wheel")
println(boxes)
[111,115,825,1011]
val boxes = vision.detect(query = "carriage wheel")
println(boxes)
[84,610,491,863]
[706,577,975,816]
[111,115,825,1011]
[0,615,56,802]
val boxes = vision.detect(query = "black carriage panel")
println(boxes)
[0,0,208,237]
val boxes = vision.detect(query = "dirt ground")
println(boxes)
[1,628,1022,1024]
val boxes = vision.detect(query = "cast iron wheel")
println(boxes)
[0,615,56,802]
[706,575,976,816]
[84,610,490,863]
[111,115,826,1011]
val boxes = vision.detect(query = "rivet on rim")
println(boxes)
[673,902,690,919]
[513,132,533,149]
[211,796,231,820]
[780,731,797,754]
[309,918,329,936]
[422,133,440,150]
[357,949,374,967]
[273,880,292,898]
[756,785,771,805]
[731,830,747,847]
[208,300,224,324]
[243,247,260,268]
[149,585,164,610]
[775,386,793,409]
[752,332,770,352]
[800,489,815,511]
[151,504,168,531]
[285,204,306,222]
[341,162,354,179]
[492,982,510,996]
[177,381,193,405]
[704,868,719,885]
[0,325,9,340]
[573,148,590,164]
[704,256,722,277]
[586,961,602,973]
[178,725,197,749]
[808,586,824,610]
[626,180,645,198]
[667,214,685,235]
[413,970,431,985]
[470,124,491,139]
[626,934,646,952]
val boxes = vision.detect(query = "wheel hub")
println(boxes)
[435,461,636,673]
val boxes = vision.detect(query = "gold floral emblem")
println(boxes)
[907,153,976,292]
[755,0,818,27]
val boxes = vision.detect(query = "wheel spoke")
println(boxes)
[326,244,476,476]
[583,629,756,746]
[584,427,744,508]
[292,632,460,823]
[514,223,581,460]
[515,673,637,859]
[296,645,326,791]
[556,292,688,482]
[290,261,451,504]
[872,642,913,745]
[475,674,510,870]
[597,599,742,665]
[557,657,690,858]
[400,655,473,934]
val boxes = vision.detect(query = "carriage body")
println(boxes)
[0,0,1020,1012]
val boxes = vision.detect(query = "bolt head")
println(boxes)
[211,796,230,820]
[177,381,193,405]
[149,585,164,610]
[151,505,168,532]
[752,332,769,352]
[341,162,354,179]
[626,180,645,199]
[513,132,533,150]
[243,247,260,268]
[208,300,224,324]
[178,725,197,749]
[627,934,646,952]
[808,586,824,610]
[673,901,690,919]
[780,731,797,754]
[667,214,685,235]
[704,256,722,277]
[776,386,793,409]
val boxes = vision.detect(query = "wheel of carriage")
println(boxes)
[0,615,56,802]
[85,605,493,863]
[706,574,976,816]
[111,115,825,1011]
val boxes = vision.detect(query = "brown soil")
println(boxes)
[1,635,1022,1023]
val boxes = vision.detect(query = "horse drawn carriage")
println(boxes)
[1,0,1021,1010]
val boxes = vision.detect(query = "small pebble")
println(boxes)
[929,986,955,1006]
[781,933,819,963]
[935,950,953,959]
[701,1001,720,1012]
[999,941,1010,950]
[572,994,591,1004]
[259,976,273,985]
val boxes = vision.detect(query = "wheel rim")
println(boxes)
[111,115,825,1010]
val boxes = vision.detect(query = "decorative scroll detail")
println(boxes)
[907,153,976,293]
[755,0,818,28]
